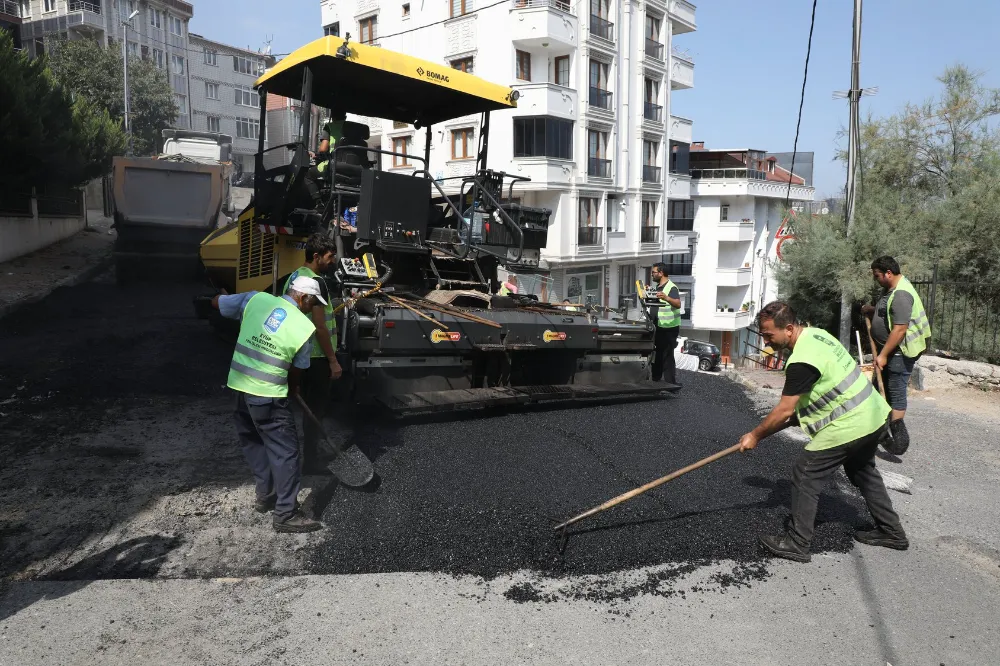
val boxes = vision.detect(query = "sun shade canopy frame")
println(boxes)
[254,36,518,127]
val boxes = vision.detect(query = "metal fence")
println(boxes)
[739,325,789,371]
[910,267,1000,364]
[0,186,85,218]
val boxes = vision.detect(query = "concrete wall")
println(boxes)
[0,215,86,263]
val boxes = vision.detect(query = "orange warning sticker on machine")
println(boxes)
[431,329,462,343]
[543,330,567,342]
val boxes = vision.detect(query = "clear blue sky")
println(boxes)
[190,0,1000,198]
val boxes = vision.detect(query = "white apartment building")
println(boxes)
[188,33,274,174]
[18,0,194,129]
[319,0,697,307]
[678,145,814,360]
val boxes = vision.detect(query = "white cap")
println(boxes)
[289,276,327,305]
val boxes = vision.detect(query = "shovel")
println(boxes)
[295,394,375,488]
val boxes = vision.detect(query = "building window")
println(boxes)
[234,55,259,75]
[513,117,573,160]
[588,130,610,177]
[127,41,139,58]
[515,50,531,81]
[450,0,471,17]
[236,117,260,140]
[359,16,377,44]
[175,94,187,115]
[645,15,661,41]
[171,54,184,75]
[205,82,219,100]
[324,22,340,36]
[235,85,259,107]
[149,9,161,28]
[402,3,410,16]
[43,0,55,12]
[152,48,164,69]
[207,116,221,133]
[643,140,658,165]
[720,204,729,222]
[392,137,410,167]
[554,55,570,86]
[20,0,31,18]
[451,57,473,74]
[451,127,474,160]
[642,201,657,226]
[169,16,183,36]
[578,198,602,247]
[204,49,218,66]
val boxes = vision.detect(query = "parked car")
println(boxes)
[681,339,721,371]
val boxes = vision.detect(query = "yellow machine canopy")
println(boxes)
[254,36,518,126]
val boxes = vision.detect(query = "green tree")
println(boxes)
[0,31,125,194]
[47,37,177,156]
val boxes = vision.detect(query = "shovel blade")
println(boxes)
[328,444,375,488]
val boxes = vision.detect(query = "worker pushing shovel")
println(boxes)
[555,301,909,564]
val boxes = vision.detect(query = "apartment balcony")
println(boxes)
[644,38,664,62]
[666,217,694,232]
[669,115,692,143]
[512,82,577,119]
[691,171,815,201]
[642,165,662,184]
[578,226,604,247]
[668,0,697,34]
[668,174,691,198]
[640,226,660,244]
[664,233,690,253]
[589,14,613,42]
[709,311,752,331]
[643,102,663,123]
[21,1,105,39]
[511,157,574,187]
[670,48,695,90]
[587,157,611,179]
[716,267,752,287]
[588,86,612,111]
[717,220,755,242]
[1,0,21,19]
[509,0,578,49]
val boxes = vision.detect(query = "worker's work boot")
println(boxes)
[885,419,910,455]
[759,533,812,563]
[254,495,300,514]
[854,528,909,551]
[273,511,323,533]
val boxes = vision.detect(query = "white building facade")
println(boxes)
[319,0,697,307]
[19,0,195,129]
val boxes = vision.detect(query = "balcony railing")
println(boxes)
[68,0,102,13]
[578,226,603,246]
[510,0,574,13]
[663,263,693,276]
[588,157,611,178]
[645,38,664,60]
[643,165,662,183]
[690,168,767,181]
[671,45,694,63]
[666,217,694,231]
[589,86,612,110]
[590,14,613,40]
[641,226,660,243]
[1,0,21,17]
[643,101,663,121]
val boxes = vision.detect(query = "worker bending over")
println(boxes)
[283,233,343,475]
[211,277,327,533]
[862,255,931,455]
[649,262,682,384]
[739,301,908,563]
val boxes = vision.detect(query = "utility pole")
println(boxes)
[121,9,139,156]
[837,0,863,347]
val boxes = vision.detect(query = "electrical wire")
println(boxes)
[785,0,818,208]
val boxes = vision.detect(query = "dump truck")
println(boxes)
[111,130,234,284]
[195,35,678,416]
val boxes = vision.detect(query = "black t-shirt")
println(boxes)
[783,362,821,396]
[871,289,913,346]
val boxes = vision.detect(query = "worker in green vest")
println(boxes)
[649,262,682,384]
[209,276,327,533]
[862,255,932,456]
[305,110,347,208]
[282,233,343,475]
[738,300,908,563]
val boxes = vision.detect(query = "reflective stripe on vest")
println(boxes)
[887,276,931,358]
[656,279,681,328]
[786,327,891,451]
[283,267,337,359]
[226,292,315,398]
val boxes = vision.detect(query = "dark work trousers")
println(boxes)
[652,325,679,384]
[300,360,331,469]
[304,166,324,208]
[233,392,301,520]
[789,426,906,548]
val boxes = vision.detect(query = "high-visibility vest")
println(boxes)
[227,292,316,398]
[283,267,337,358]
[886,276,931,358]
[655,279,681,328]
[786,327,891,451]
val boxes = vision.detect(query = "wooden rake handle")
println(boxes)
[553,443,742,532]
[864,317,888,400]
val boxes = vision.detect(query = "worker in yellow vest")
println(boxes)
[863,255,932,456]
[738,301,908,563]
[210,276,327,533]
[283,233,343,475]
[649,262,682,384]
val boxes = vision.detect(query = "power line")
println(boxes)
[784,0,818,208]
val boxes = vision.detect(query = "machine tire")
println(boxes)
[699,357,713,371]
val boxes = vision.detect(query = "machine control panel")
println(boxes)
[380,221,423,246]
[339,257,369,278]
